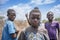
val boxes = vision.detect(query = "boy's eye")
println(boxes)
[10,15,16,17]
[32,17,35,19]
[32,17,40,20]
[37,18,40,20]
[48,15,53,16]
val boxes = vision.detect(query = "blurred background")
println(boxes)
[0,0,60,40]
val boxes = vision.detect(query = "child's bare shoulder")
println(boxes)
[38,27,50,40]
[22,26,31,33]
[38,26,48,34]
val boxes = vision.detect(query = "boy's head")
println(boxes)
[7,9,16,21]
[28,7,41,28]
[47,11,54,21]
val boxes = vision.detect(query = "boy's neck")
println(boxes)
[49,20,53,23]
[31,26,38,30]
[8,19,13,21]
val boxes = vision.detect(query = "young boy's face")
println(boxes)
[29,12,41,28]
[8,11,16,21]
[47,13,54,21]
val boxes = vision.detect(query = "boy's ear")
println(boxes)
[28,19,31,25]
[53,17,54,18]
[7,14,8,16]
[25,13,31,25]
[7,14,9,17]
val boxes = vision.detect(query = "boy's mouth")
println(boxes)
[33,22,39,26]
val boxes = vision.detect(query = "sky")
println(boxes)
[0,0,60,20]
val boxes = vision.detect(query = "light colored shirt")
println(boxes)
[18,26,49,40]
[1,20,17,40]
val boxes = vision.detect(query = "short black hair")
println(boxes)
[29,7,41,17]
[7,9,15,15]
[47,11,54,16]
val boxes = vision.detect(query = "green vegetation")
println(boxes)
[42,19,47,23]
[0,16,4,19]
[55,17,60,22]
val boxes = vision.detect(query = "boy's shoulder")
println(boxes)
[39,23,47,33]
[6,20,13,24]
[38,26,48,34]
[22,26,48,33]
[45,21,59,24]
[38,27,49,40]
[53,21,59,24]
[45,21,48,25]
[22,26,31,33]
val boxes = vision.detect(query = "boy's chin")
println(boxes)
[11,19,14,21]
[32,25,39,28]
[49,19,53,21]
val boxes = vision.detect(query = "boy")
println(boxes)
[18,7,49,40]
[45,11,59,40]
[1,9,19,40]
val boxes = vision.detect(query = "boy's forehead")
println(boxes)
[9,11,15,13]
[9,11,15,15]
[30,12,41,18]
[31,12,41,16]
[47,12,53,15]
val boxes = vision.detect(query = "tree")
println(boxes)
[0,16,4,19]
[55,17,60,22]
[42,19,47,23]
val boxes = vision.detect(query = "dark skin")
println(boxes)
[7,9,19,38]
[47,12,54,23]
[7,10,16,21]
[27,12,41,29]
[47,11,59,37]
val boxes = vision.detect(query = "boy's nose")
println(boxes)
[34,19,38,22]
[13,16,16,18]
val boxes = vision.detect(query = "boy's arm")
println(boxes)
[56,23,59,36]
[10,33,17,39]
[18,31,26,40]
[7,22,17,38]
[45,22,47,29]
[10,28,19,39]
[15,30,19,35]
